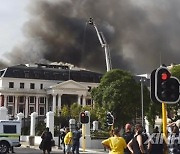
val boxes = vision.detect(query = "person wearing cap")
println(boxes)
[102,128,127,154]
[123,123,134,154]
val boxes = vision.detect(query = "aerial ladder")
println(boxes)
[88,18,112,72]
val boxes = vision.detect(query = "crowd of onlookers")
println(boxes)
[102,122,180,154]
[38,122,180,154]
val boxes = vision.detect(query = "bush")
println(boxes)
[91,130,110,139]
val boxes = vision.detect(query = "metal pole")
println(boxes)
[162,102,168,154]
[141,77,144,127]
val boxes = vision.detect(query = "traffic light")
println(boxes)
[80,112,89,124]
[106,112,114,126]
[150,69,160,103]
[155,66,180,103]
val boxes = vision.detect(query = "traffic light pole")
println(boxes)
[82,124,86,152]
[162,102,168,154]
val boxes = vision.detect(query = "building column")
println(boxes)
[82,95,86,107]
[36,96,39,114]
[52,94,56,113]
[58,94,62,110]
[14,96,18,115]
[46,96,48,113]
[78,95,81,106]
[25,96,29,118]
[4,95,7,108]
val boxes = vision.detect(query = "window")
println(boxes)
[24,71,29,78]
[86,99,92,106]
[29,106,35,115]
[29,96,35,104]
[18,104,24,113]
[7,106,13,115]
[8,96,14,103]
[20,83,24,89]
[40,84,43,89]
[9,82,14,88]
[19,96,25,103]
[30,83,35,89]
[34,72,39,78]
[39,106,45,115]
[39,97,45,104]
[3,125,16,133]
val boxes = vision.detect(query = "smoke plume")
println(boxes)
[2,0,180,74]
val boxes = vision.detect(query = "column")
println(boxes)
[25,96,29,118]
[58,94,62,110]
[14,96,18,115]
[52,94,56,113]
[36,96,39,114]
[4,95,7,108]
[78,95,81,105]
[46,96,48,113]
[46,111,54,137]
[82,95,86,107]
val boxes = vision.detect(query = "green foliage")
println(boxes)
[170,65,180,80]
[91,69,154,127]
[35,121,46,136]
[91,130,110,139]
[167,65,180,121]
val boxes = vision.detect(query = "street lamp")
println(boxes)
[136,74,150,127]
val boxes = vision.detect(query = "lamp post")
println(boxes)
[140,77,146,127]
[136,74,149,127]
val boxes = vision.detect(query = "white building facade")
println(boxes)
[0,63,102,118]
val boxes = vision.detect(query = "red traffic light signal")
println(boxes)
[80,112,89,124]
[154,66,180,104]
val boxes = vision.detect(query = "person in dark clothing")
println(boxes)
[149,127,164,154]
[40,127,53,154]
[168,125,180,154]
[72,126,81,154]
[60,128,66,154]
[123,123,134,154]
[127,124,146,154]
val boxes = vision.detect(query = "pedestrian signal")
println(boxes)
[80,112,89,124]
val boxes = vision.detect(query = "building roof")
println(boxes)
[0,63,103,83]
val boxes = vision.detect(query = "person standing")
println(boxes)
[72,126,81,154]
[127,124,146,154]
[60,127,66,154]
[149,127,164,154]
[40,127,53,154]
[123,123,134,154]
[64,127,73,154]
[102,128,127,154]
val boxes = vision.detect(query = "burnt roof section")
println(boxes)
[0,64,103,83]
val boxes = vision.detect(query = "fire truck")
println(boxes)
[0,120,21,153]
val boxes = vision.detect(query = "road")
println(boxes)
[13,146,107,154]
[13,147,61,154]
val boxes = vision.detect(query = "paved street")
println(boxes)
[13,144,108,154]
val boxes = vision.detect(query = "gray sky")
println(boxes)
[0,0,29,56]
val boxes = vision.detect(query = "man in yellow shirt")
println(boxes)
[64,127,73,154]
[102,128,127,154]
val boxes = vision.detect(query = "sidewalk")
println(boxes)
[20,141,108,153]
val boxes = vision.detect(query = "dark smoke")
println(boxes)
[2,0,180,74]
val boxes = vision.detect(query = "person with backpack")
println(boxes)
[72,126,81,154]
[40,127,53,154]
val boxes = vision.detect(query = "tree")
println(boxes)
[167,65,180,121]
[91,69,151,127]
